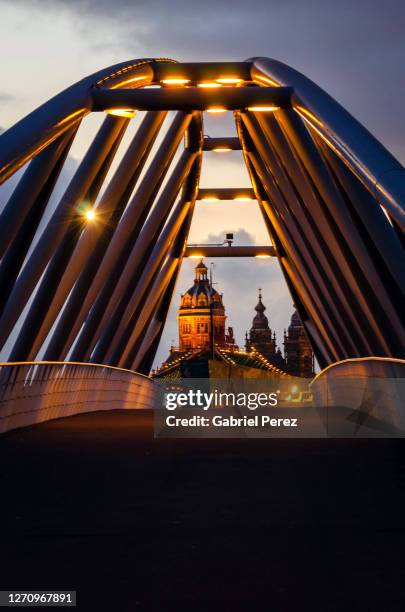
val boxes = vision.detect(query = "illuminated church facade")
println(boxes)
[155,259,314,378]
[178,260,229,352]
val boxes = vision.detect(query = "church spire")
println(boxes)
[255,288,266,314]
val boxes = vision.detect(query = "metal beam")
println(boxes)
[92,86,292,112]
[43,111,167,361]
[123,144,203,370]
[69,112,193,362]
[235,114,332,367]
[197,187,255,201]
[105,199,193,365]
[9,119,129,362]
[0,128,77,314]
[249,56,405,231]
[91,149,198,363]
[241,111,367,357]
[202,137,241,151]
[0,115,128,352]
[277,108,402,355]
[153,61,252,83]
[185,245,275,257]
[0,59,157,185]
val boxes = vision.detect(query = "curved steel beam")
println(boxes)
[0,58,176,184]
[249,57,405,231]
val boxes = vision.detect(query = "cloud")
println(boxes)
[0,93,15,103]
[3,0,404,160]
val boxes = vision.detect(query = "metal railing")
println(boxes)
[0,361,160,433]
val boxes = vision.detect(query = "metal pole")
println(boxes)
[0,115,128,352]
[91,149,197,363]
[250,111,393,356]
[276,108,398,355]
[113,256,180,367]
[0,126,77,260]
[69,112,193,362]
[0,57,155,184]
[249,56,405,232]
[0,129,77,317]
[8,117,129,361]
[105,199,192,364]
[246,149,343,363]
[39,111,167,361]
[241,111,368,357]
[315,134,405,297]
[124,130,203,371]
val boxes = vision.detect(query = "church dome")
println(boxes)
[180,260,224,311]
[251,290,269,329]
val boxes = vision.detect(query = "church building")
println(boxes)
[154,259,314,379]
[178,260,228,352]
[245,289,314,378]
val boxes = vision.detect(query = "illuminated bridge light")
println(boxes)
[212,147,232,153]
[198,82,222,88]
[234,196,255,201]
[255,254,271,258]
[201,196,219,201]
[161,78,190,85]
[188,254,204,259]
[206,107,227,114]
[107,109,136,118]
[84,209,96,222]
[247,105,280,112]
[216,77,243,84]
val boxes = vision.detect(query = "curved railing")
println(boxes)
[311,357,405,435]
[0,361,160,433]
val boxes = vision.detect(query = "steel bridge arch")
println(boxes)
[0,56,403,374]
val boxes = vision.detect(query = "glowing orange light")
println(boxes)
[107,109,136,118]
[84,209,96,222]
[206,107,227,114]
[111,75,145,89]
[198,82,222,88]
[216,77,243,84]
[255,254,271,258]
[201,196,219,201]
[212,147,232,152]
[254,75,280,87]
[247,105,279,112]
[295,105,324,128]
[56,109,86,127]
[188,254,205,259]
[161,78,190,85]
[234,196,254,201]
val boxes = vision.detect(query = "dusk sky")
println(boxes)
[0,0,404,367]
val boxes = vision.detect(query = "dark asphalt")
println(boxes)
[1,410,405,611]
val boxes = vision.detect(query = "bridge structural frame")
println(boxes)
[0,56,403,377]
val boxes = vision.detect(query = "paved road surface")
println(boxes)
[1,410,405,611]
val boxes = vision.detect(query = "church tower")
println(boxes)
[283,310,315,377]
[245,290,284,369]
[178,259,226,351]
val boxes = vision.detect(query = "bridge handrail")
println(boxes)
[0,361,160,434]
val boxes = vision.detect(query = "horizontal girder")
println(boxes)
[185,245,275,257]
[92,86,292,112]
